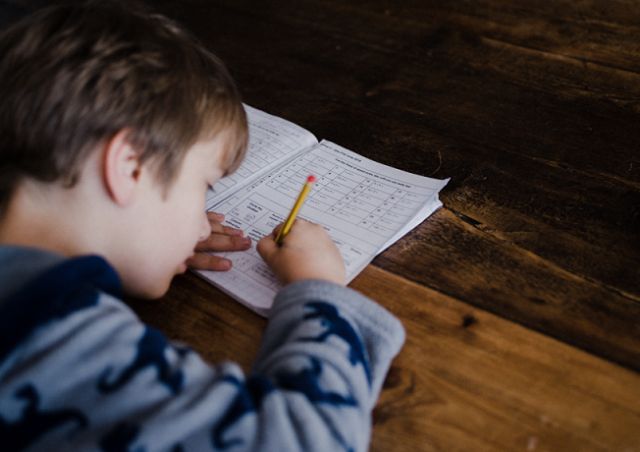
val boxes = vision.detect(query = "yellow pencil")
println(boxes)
[275,175,316,245]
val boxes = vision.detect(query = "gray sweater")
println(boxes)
[0,245,405,451]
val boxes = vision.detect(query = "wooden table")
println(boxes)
[128,1,640,450]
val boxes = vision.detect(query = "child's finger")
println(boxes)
[222,225,244,236]
[271,223,283,237]
[195,233,251,252]
[207,211,225,222]
[202,222,245,237]
[205,213,244,237]
[186,252,232,271]
[208,222,225,234]
[257,234,278,263]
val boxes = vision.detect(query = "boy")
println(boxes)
[0,2,405,451]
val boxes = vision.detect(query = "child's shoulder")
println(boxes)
[0,246,123,361]
[0,245,65,301]
[0,245,120,305]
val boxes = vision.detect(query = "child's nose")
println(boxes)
[198,212,212,241]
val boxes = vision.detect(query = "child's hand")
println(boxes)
[187,212,251,271]
[257,219,346,286]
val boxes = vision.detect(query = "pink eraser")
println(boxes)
[307,175,316,183]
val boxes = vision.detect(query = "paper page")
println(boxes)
[205,104,318,209]
[196,139,448,316]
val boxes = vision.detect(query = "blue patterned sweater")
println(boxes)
[0,246,405,451]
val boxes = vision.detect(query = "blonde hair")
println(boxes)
[0,1,248,211]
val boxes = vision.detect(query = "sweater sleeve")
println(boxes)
[0,280,404,452]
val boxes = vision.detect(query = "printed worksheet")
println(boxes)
[205,105,317,209]
[197,139,448,315]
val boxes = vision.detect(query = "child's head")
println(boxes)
[0,1,248,297]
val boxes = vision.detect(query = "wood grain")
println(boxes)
[121,1,640,449]
[128,266,640,451]
[376,208,640,371]
[146,0,640,371]
[352,266,640,452]
[3,0,638,449]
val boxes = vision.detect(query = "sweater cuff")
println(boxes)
[271,279,406,357]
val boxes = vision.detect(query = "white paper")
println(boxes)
[196,114,449,316]
[205,105,317,210]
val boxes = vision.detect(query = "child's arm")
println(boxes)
[0,225,404,451]
[195,220,403,449]
[248,221,405,450]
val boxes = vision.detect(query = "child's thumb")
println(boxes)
[256,234,277,262]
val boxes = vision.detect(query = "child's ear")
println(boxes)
[102,130,143,206]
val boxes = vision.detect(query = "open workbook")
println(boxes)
[196,105,449,316]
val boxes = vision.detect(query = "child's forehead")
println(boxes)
[212,124,248,176]
[189,127,243,175]
[190,134,227,169]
